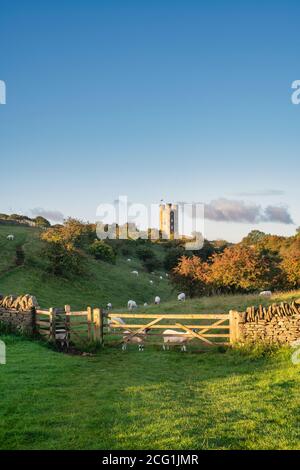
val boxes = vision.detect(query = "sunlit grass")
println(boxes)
[1,334,300,450]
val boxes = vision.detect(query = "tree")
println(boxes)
[172,256,211,297]
[40,219,88,276]
[34,216,51,228]
[209,244,283,293]
[281,238,300,288]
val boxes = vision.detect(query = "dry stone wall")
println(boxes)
[236,299,300,345]
[0,294,39,335]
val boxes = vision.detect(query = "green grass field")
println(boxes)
[1,333,300,450]
[1,223,300,450]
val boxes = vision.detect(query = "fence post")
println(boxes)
[64,305,71,348]
[93,308,103,345]
[87,306,92,341]
[31,307,37,336]
[49,308,56,342]
[229,310,240,344]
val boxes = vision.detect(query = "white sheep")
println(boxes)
[165,273,169,278]
[122,329,147,351]
[259,291,272,297]
[7,234,14,241]
[178,292,186,301]
[162,329,191,352]
[149,280,154,285]
[159,276,163,280]
[154,296,161,305]
[107,302,112,309]
[127,258,131,262]
[107,316,125,331]
[131,270,139,276]
[144,302,148,307]
[127,299,137,310]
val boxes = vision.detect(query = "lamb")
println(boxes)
[131,270,139,276]
[162,329,191,352]
[127,300,137,310]
[177,292,186,301]
[7,234,14,241]
[259,291,272,297]
[154,296,161,305]
[122,329,148,351]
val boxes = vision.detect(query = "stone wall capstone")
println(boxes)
[0,294,39,335]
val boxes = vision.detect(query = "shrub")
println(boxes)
[136,246,155,262]
[89,240,116,264]
[164,247,185,271]
[42,242,84,277]
[143,256,162,273]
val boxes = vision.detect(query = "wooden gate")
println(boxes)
[106,312,232,347]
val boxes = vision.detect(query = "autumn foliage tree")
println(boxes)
[209,244,284,293]
[172,255,211,297]
[172,243,288,296]
[281,237,300,288]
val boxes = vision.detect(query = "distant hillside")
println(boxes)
[0,224,174,309]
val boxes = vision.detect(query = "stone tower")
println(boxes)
[159,203,179,239]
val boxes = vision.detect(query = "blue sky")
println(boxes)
[0,0,299,241]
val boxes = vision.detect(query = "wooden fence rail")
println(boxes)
[33,308,239,349]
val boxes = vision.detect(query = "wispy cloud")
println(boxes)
[204,199,294,225]
[30,207,64,223]
[234,189,285,197]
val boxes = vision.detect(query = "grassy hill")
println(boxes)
[0,224,174,309]
[1,223,299,314]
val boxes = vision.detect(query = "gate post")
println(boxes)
[93,308,103,345]
[31,307,37,336]
[64,305,71,348]
[229,310,240,344]
[87,306,92,341]
[49,307,57,342]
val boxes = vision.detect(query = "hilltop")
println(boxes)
[0,224,174,309]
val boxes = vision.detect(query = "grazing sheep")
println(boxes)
[259,291,272,297]
[159,276,163,280]
[162,329,191,352]
[154,296,161,305]
[131,270,139,276]
[127,258,131,262]
[55,329,69,350]
[107,302,112,309]
[178,292,186,301]
[144,302,148,307]
[7,234,14,241]
[165,273,169,278]
[127,300,137,310]
[149,280,154,285]
[107,316,126,331]
[122,329,148,351]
